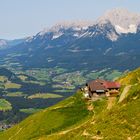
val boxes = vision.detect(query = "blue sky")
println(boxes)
[0,0,140,39]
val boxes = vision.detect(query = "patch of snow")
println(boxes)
[115,24,137,34]
[84,49,93,51]
[52,33,63,40]
[115,52,127,56]
[44,45,54,50]
[95,32,100,36]
[80,31,89,38]
[90,32,95,37]
[68,49,92,53]
[82,26,88,30]
[73,33,80,37]
[68,49,81,53]
[38,28,49,36]
[48,59,54,62]
[73,27,82,31]
[104,48,112,55]
[129,24,137,33]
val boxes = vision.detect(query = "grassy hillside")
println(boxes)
[0,92,91,140]
[0,67,140,140]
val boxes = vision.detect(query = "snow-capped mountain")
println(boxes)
[25,21,92,44]
[98,8,140,34]
[81,20,119,41]
[1,8,140,71]
[25,8,140,43]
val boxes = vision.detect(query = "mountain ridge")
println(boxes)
[1,8,140,71]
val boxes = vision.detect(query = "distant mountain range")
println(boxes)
[0,39,25,50]
[1,8,140,71]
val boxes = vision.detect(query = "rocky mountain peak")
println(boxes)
[98,8,140,34]
[38,21,93,36]
[98,8,140,27]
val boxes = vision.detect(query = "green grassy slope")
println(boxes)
[0,68,140,140]
[46,97,140,140]
[0,92,91,140]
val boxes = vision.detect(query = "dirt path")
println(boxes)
[8,127,23,140]
[107,97,116,110]
[119,85,131,103]
[46,118,91,138]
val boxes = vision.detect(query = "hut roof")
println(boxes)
[88,80,107,91]
[87,79,120,92]
[103,81,121,89]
